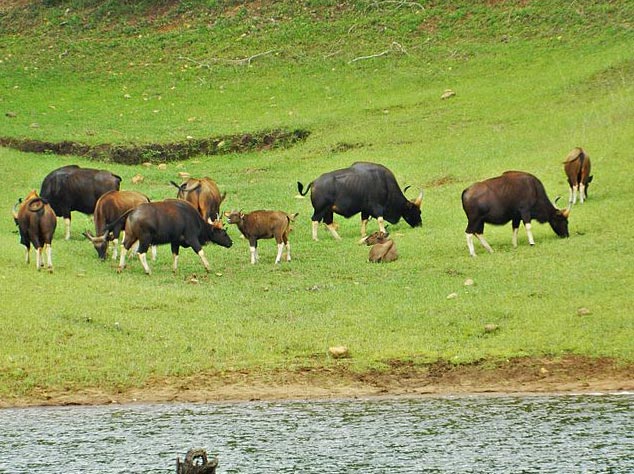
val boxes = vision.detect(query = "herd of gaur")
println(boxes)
[12,146,592,274]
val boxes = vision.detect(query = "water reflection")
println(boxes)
[0,394,632,473]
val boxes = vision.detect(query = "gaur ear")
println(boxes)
[223,210,231,218]
[561,208,570,218]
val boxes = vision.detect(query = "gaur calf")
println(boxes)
[224,210,298,264]
[363,231,398,263]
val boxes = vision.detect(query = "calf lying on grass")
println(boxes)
[224,210,298,264]
[12,190,57,271]
[363,231,398,263]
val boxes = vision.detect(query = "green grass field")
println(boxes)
[1,0,633,402]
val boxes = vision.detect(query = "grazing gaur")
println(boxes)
[12,190,57,271]
[224,210,298,264]
[170,177,226,224]
[83,190,152,260]
[40,165,122,240]
[563,147,593,205]
[363,231,398,263]
[297,161,423,240]
[113,199,232,275]
[461,171,570,256]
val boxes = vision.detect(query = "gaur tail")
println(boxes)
[103,208,134,235]
[297,181,313,196]
[27,198,48,213]
[562,148,585,165]
[285,213,299,233]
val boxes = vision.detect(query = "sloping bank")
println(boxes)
[0,128,310,164]
[2,356,632,408]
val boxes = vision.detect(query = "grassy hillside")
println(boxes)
[1,1,633,404]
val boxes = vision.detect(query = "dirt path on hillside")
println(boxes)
[3,356,632,408]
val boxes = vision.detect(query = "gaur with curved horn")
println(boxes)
[297,161,423,240]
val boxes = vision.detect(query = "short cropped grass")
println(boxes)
[0,0,633,400]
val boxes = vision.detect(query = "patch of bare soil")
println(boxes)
[3,356,632,408]
[0,128,309,164]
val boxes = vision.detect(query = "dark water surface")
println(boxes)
[1,393,632,473]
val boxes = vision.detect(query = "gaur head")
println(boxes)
[205,220,233,248]
[585,175,593,196]
[363,231,390,246]
[550,198,570,238]
[83,231,110,259]
[223,210,243,225]
[402,188,423,228]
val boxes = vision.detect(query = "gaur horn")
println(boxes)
[413,189,424,208]
[12,199,21,220]
[553,196,562,207]
[83,231,108,243]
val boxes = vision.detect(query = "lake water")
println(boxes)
[1,393,632,473]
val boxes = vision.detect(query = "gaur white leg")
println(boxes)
[579,183,585,203]
[118,246,128,273]
[46,244,53,269]
[326,223,341,240]
[275,242,284,264]
[172,254,179,272]
[197,249,210,272]
[361,219,368,237]
[286,242,291,261]
[112,238,119,260]
[139,252,151,275]
[311,221,319,241]
[525,222,535,245]
[466,233,476,257]
[151,245,157,261]
[130,241,140,257]
[572,184,578,205]
[377,216,386,234]
[24,247,30,264]
[64,218,71,240]
[512,227,519,248]
[36,247,42,270]
[250,246,257,264]
[475,233,493,253]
